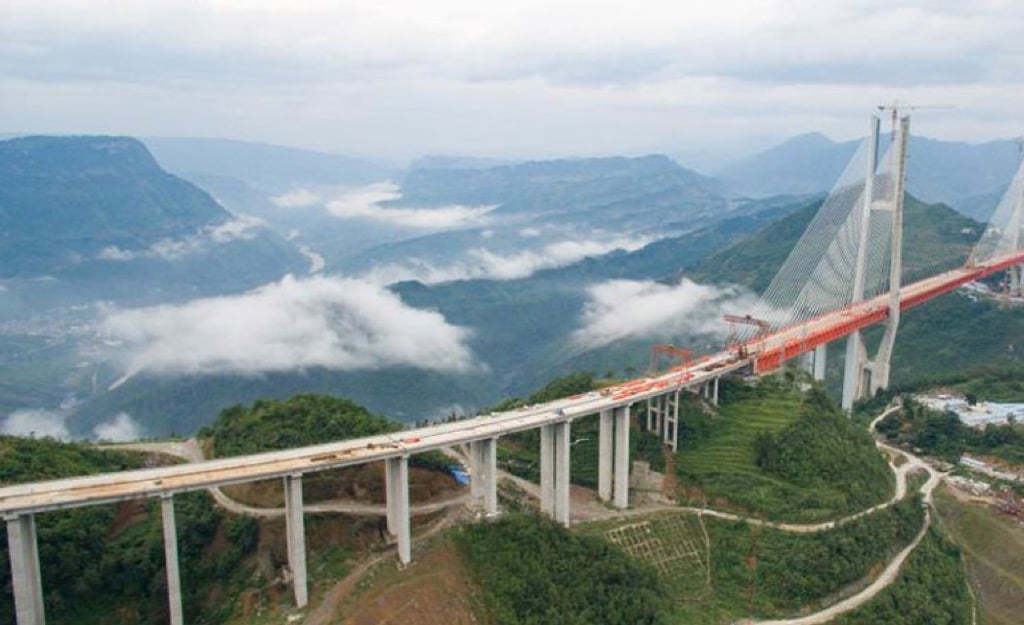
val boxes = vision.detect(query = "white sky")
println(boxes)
[2,0,1022,163]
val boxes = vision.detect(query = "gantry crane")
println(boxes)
[649,344,693,374]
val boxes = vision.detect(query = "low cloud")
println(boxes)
[365,236,650,285]
[1,408,70,440]
[572,278,761,350]
[100,274,477,388]
[270,188,321,208]
[98,215,264,262]
[92,412,143,442]
[326,182,495,230]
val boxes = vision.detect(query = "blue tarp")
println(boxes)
[449,466,471,485]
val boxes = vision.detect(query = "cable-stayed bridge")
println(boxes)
[1,114,1023,625]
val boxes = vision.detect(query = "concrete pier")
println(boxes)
[469,440,484,507]
[539,425,555,514]
[613,405,630,509]
[385,456,411,565]
[283,475,308,607]
[597,410,613,502]
[160,496,184,625]
[813,344,827,381]
[6,514,45,625]
[474,438,498,516]
[663,391,679,451]
[553,421,571,526]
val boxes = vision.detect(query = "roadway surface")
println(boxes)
[0,251,1019,517]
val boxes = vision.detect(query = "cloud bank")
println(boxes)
[1,408,144,442]
[98,215,264,262]
[572,278,760,349]
[100,274,476,388]
[1,408,71,440]
[326,183,495,229]
[365,235,650,284]
[270,188,321,208]
[92,412,143,442]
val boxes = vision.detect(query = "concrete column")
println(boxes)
[842,331,867,412]
[384,459,397,534]
[813,344,827,381]
[385,456,411,565]
[160,496,184,625]
[6,514,45,625]
[664,392,679,452]
[645,399,653,431]
[712,378,720,405]
[468,440,484,507]
[613,405,631,509]
[597,410,613,502]
[283,475,308,608]
[553,421,571,526]
[539,424,555,514]
[800,351,815,376]
[483,437,498,517]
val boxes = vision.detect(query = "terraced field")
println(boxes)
[672,392,829,519]
[680,394,803,475]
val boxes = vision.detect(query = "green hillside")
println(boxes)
[692,194,980,292]
[0,437,248,625]
[674,377,893,521]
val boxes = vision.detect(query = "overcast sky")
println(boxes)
[2,0,1022,164]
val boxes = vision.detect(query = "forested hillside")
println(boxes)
[0,437,250,625]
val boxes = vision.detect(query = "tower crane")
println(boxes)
[877,100,953,142]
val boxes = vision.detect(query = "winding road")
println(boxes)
[750,404,945,625]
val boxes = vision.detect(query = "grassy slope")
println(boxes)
[933,488,1024,625]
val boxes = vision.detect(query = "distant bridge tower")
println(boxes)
[841,115,910,410]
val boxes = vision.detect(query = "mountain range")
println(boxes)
[716,131,1021,219]
[1,131,1021,438]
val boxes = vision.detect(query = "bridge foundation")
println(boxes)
[597,409,612,501]
[160,495,184,625]
[283,475,308,607]
[6,513,45,625]
[385,456,411,565]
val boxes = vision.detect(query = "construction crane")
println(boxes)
[722,314,771,352]
[877,100,953,142]
[649,344,693,374]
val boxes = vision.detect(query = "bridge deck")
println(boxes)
[1,251,1021,517]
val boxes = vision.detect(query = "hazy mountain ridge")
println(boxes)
[717,132,1021,219]
[144,137,393,194]
[0,136,231,276]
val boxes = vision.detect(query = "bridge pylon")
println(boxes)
[842,114,910,411]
